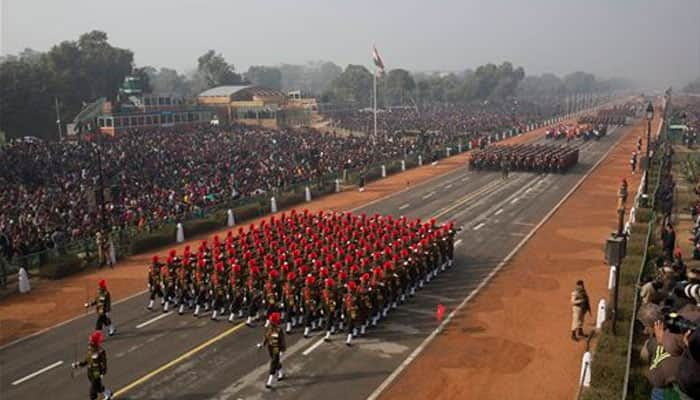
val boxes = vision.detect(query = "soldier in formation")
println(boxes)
[141,209,457,344]
[470,144,579,173]
[86,279,115,336]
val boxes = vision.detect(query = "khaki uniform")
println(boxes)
[570,287,589,331]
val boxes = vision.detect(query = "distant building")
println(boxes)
[197,85,313,128]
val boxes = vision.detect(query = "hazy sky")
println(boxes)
[1,0,699,88]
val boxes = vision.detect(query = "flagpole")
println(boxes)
[373,69,377,145]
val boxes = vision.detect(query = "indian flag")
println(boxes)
[372,45,385,74]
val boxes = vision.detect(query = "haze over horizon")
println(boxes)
[1,0,699,89]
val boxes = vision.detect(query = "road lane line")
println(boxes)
[461,177,469,182]
[473,222,486,230]
[136,312,172,329]
[422,191,435,199]
[398,203,410,210]
[112,322,246,398]
[302,338,325,356]
[510,197,519,204]
[454,239,463,247]
[12,361,64,385]
[494,209,504,216]
[366,114,630,400]
[445,184,453,189]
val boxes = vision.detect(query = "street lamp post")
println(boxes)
[643,102,654,195]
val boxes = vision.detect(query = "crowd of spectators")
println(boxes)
[0,121,463,260]
[325,101,550,139]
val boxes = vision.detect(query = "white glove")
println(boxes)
[256,343,263,349]
[71,362,79,369]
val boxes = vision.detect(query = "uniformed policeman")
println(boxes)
[86,280,115,336]
[258,312,286,389]
[72,331,111,400]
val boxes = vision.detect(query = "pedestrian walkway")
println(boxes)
[0,120,566,346]
[380,115,661,399]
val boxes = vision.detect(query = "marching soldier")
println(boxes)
[257,312,286,389]
[72,331,112,400]
[281,271,298,333]
[302,275,317,338]
[86,279,115,336]
[160,265,175,313]
[147,256,164,310]
[343,281,359,345]
[321,278,338,341]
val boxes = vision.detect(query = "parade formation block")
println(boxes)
[469,143,579,173]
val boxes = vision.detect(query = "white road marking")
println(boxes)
[399,203,410,210]
[473,222,486,230]
[422,191,435,199]
[12,361,64,385]
[494,209,504,216]
[525,188,533,193]
[136,312,172,329]
[445,184,453,189]
[454,239,463,247]
[510,197,519,204]
[302,338,325,356]
[461,177,469,182]
[366,110,632,400]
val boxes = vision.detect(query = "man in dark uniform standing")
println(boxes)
[258,312,286,389]
[86,279,115,336]
[72,331,112,400]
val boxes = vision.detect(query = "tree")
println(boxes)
[328,65,373,105]
[246,66,282,89]
[385,68,416,106]
[563,71,596,94]
[197,50,242,88]
[682,77,700,93]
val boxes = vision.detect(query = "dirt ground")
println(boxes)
[379,115,662,400]
[0,119,572,346]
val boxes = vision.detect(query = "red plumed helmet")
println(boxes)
[269,269,280,279]
[325,278,334,287]
[305,275,316,285]
[347,281,357,291]
[360,273,370,282]
[152,255,159,263]
[320,267,329,278]
[350,264,359,273]
[338,270,348,281]
[98,279,107,289]
[287,271,296,281]
[169,249,177,258]
[89,331,104,346]
[269,312,281,325]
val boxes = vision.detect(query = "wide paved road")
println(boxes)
[0,126,627,400]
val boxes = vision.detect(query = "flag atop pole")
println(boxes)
[372,45,385,74]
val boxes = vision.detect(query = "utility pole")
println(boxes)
[55,96,63,141]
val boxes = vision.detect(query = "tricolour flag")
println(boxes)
[372,45,385,74]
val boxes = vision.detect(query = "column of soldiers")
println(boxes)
[470,144,579,173]
[144,209,456,348]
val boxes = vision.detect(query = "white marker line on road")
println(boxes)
[445,184,453,189]
[494,209,504,216]
[473,222,486,231]
[366,110,632,400]
[136,312,172,329]
[399,203,410,210]
[510,197,519,204]
[302,338,325,356]
[454,239,463,247]
[461,177,469,182]
[422,191,435,199]
[525,188,533,193]
[12,361,64,386]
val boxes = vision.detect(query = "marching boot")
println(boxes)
[194,304,200,317]
[204,303,210,312]
[372,316,378,327]
[324,331,331,342]
[103,389,112,399]
[178,304,185,315]
[382,308,388,318]
[161,298,165,305]
[228,313,235,323]
[400,293,406,303]
[449,258,454,267]
[352,328,358,338]
[311,320,317,330]
[266,374,275,389]
[211,310,218,321]
[163,301,169,313]
[419,280,424,288]
[303,326,310,338]
[360,324,366,336]
[441,262,446,271]
[392,302,398,309]
[330,325,336,334]
[264,319,270,328]
[286,322,292,333]
[410,287,416,296]
[246,316,253,327]
[147,299,154,310]
[277,369,284,381]
[346,332,353,346]
[238,309,244,318]
[220,307,225,315]
[571,330,579,341]
[339,321,344,330]
[577,328,586,338]
[108,325,115,336]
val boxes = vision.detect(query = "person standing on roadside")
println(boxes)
[571,280,591,341]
